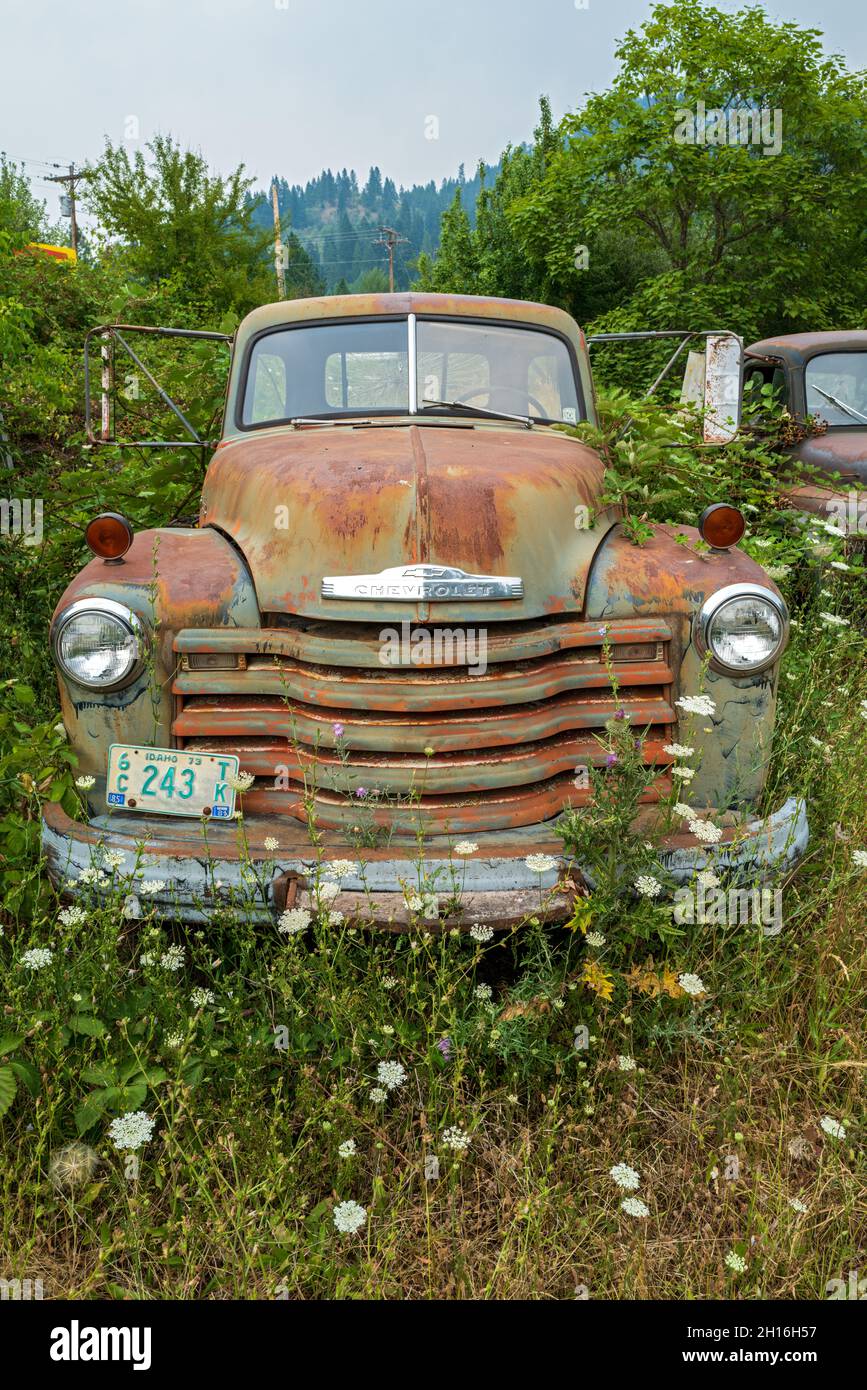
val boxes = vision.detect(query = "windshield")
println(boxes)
[240,317,582,426]
[805,352,867,426]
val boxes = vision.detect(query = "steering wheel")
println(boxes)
[455,386,548,418]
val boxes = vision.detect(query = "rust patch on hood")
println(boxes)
[200,423,617,622]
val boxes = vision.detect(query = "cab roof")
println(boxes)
[746,330,867,364]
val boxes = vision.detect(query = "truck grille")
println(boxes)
[172,615,677,834]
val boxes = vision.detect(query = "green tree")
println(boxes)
[84,136,311,317]
[509,0,867,339]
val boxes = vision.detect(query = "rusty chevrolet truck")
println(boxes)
[42,293,808,924]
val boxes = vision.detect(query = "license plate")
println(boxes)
[106,744,240,819]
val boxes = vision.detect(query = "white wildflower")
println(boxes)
[190,987,215,1009]
[635,875,662,898]
[108,1111,155,1151]
[788,1196,808,1213]
[678,973,706,997]
[725,1251,747,1274]
[585,931,606,947]
[474,983,493,1002]
[610,1163,641,1191]
[78,866,107,885]
[263,836,279,851]
[852,850,867,869]
[138,879,166,896]
[322,859,360,880]
[338,1139,357,1159]
[58,905,86,927]
[159,945,185,972]
[75,775,96,790]
[368,1086,387,1103]
[317,880,340,903]
[671,766,695,781]
[21,947,53,971]
[620,1196,649,1218]
[333,1199,367,1234]
[820,611,850,627]
[470,922,494,943]
[663,743,694,758]
[101,850,125,871]
[697,869,720,888]
[676,694,716,717]
[830,560,850,571]
[163,1032,185,1049]
[453,840,479,856]
[689,819,723,845]
[442,1125,471,1153]
[617,1055,637,1072]
[376,1060,407,1091]
[278,907,311,935]
[228,770,255,792]
[525,853,557,873]
[381,976,398,990]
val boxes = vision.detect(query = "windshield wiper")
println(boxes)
[420,397,533,428]
[808,385,867,425]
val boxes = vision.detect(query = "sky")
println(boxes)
[2,0,865,212]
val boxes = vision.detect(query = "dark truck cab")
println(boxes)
[744,331,867,532]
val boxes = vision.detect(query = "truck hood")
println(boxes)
[790,430,867,485]
[200,422,617,622]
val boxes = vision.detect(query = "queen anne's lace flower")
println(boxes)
[159,945,185,972]
[678,973,706,997]
[689,819,723,844]
[474,983,492,1002]
[620,1196,649,1218]
[617,1055,637,1072]
[228,770,255,792]
[470,922,493,943]
[263,836,279,851]
[585,931,606,947]
[190,987,215,1009]
[58,905,86,927]
[442,1125,471,1152]
[101,850,126,871]
[108,1111,156,1151]
[676,694,716,717]
[635,875,662,898]
[725,1251,747,1274]
[525,854,557,873]
[820,611,850,627]
[322,860,360,880]
[139,880,166,896]
[338,1139,357,1159]
[671,766,695,781]
[852,850,867,869]
[333,1199,367,1234]
[75,775,96,789]
[21,947,53,970]
[788,1196,808,1214]
[453,840,478,856]
[278,907,311,935]
[376,1060,407,1091]
[610,1163,640,1191]
[663,744,694,758]
[368,1086,387,1103]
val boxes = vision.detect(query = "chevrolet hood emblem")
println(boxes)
[322,564,523,601]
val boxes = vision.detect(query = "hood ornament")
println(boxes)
[322,563,523,601]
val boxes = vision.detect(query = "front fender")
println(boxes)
[585,524,784,809]
[51,526,259,780]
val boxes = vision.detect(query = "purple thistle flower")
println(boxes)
[355,786,367,799]
[614,708,628,721]
[435,1037,452,1060]
[333,723,345,738]
[605,752,619,768]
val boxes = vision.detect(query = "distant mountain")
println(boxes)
[248,162,497,293]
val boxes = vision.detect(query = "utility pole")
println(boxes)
[271,180,286,299]
[376,225,409,293]
[46,163,90,256]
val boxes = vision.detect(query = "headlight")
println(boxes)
[694,584,788,675]
[52,598,144,690]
